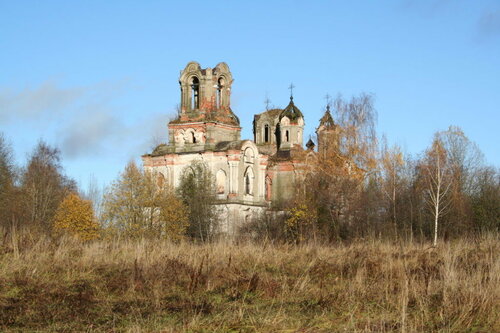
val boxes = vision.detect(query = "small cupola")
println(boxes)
[306,138,315,151]
[318,104,336,129]
[275,86,305,151]
[279,96,304,124]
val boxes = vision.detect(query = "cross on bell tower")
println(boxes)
[288,83,295,100]
[324,93,332,111]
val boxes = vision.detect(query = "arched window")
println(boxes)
[244,167,254,195]
[191,77,199,110]
[216,169,226,194]
[216,77,224,109]
[264,124,269,143]
[191,131,196,144]
[285,130,289,142]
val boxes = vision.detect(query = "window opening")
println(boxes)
[245,174,251,195]
[286,130,289,142]
[216,78,223,109]
[264,124,269,143]
[191,77,199,110]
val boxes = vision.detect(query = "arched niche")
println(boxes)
[244,147,255,164]
[265,175,272,201]
[157,173,165,188]
[216,169,227,194]
[244,166,255,195]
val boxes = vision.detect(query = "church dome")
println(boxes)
[279,96,303,122]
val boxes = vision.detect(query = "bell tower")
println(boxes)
[168,62,241,148]
[316,104,339,157]
[178,61,238,123]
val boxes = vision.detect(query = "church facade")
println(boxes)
[142,61,334,235]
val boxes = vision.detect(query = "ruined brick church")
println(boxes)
[142,62,336,234]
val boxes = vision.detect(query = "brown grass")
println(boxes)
[0,231,499,332]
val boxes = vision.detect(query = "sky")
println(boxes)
[1,0,499,190]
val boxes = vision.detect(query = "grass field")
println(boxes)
[1,232,499,332]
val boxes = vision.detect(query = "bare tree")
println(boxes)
[82,174,104,220]
[333,93,378,173]
[20,140,76,233]
[0,133,17,229]
[421,137,453,246]
[380,138,405,239]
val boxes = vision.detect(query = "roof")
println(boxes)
[279,97,303,121]
[306,138,315,150]
[254,108,282,122]
[147,140,254,157]
[319,105,336,129]
[213,140,250,151]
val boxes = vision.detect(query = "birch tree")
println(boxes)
[421,137,453,246]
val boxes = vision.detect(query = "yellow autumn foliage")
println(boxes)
[157,190,189,241]
[285,203,318,243]
[52,193,100,241]
[102,161,189,240]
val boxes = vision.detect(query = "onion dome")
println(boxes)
[279,96,303,122]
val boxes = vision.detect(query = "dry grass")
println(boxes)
[0,231,499,332]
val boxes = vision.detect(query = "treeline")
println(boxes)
[1,94,498,243]
[270,95,499,244]
[0,135,217,241]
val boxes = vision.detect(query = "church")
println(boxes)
[142,61,336,235]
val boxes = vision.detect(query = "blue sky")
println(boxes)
[1,0,499,189]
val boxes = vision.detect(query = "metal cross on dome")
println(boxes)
[324,93,332,111]
[288,83,295,100]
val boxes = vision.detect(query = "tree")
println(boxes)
[301,93,378,241]
[156,189,189,241]
[177,160,217,242]
[20,140,76,233]
[333,93,378,172]
[420,137,453,246]
[102,161,188,239]
[82,174,104,221]
[471,167,500,233]
[285,201,318,243]
[380,140,405,239]
[102,161,147,237]
[0,133,17,230]
[436,126,485,236]
[52,193,100,241]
